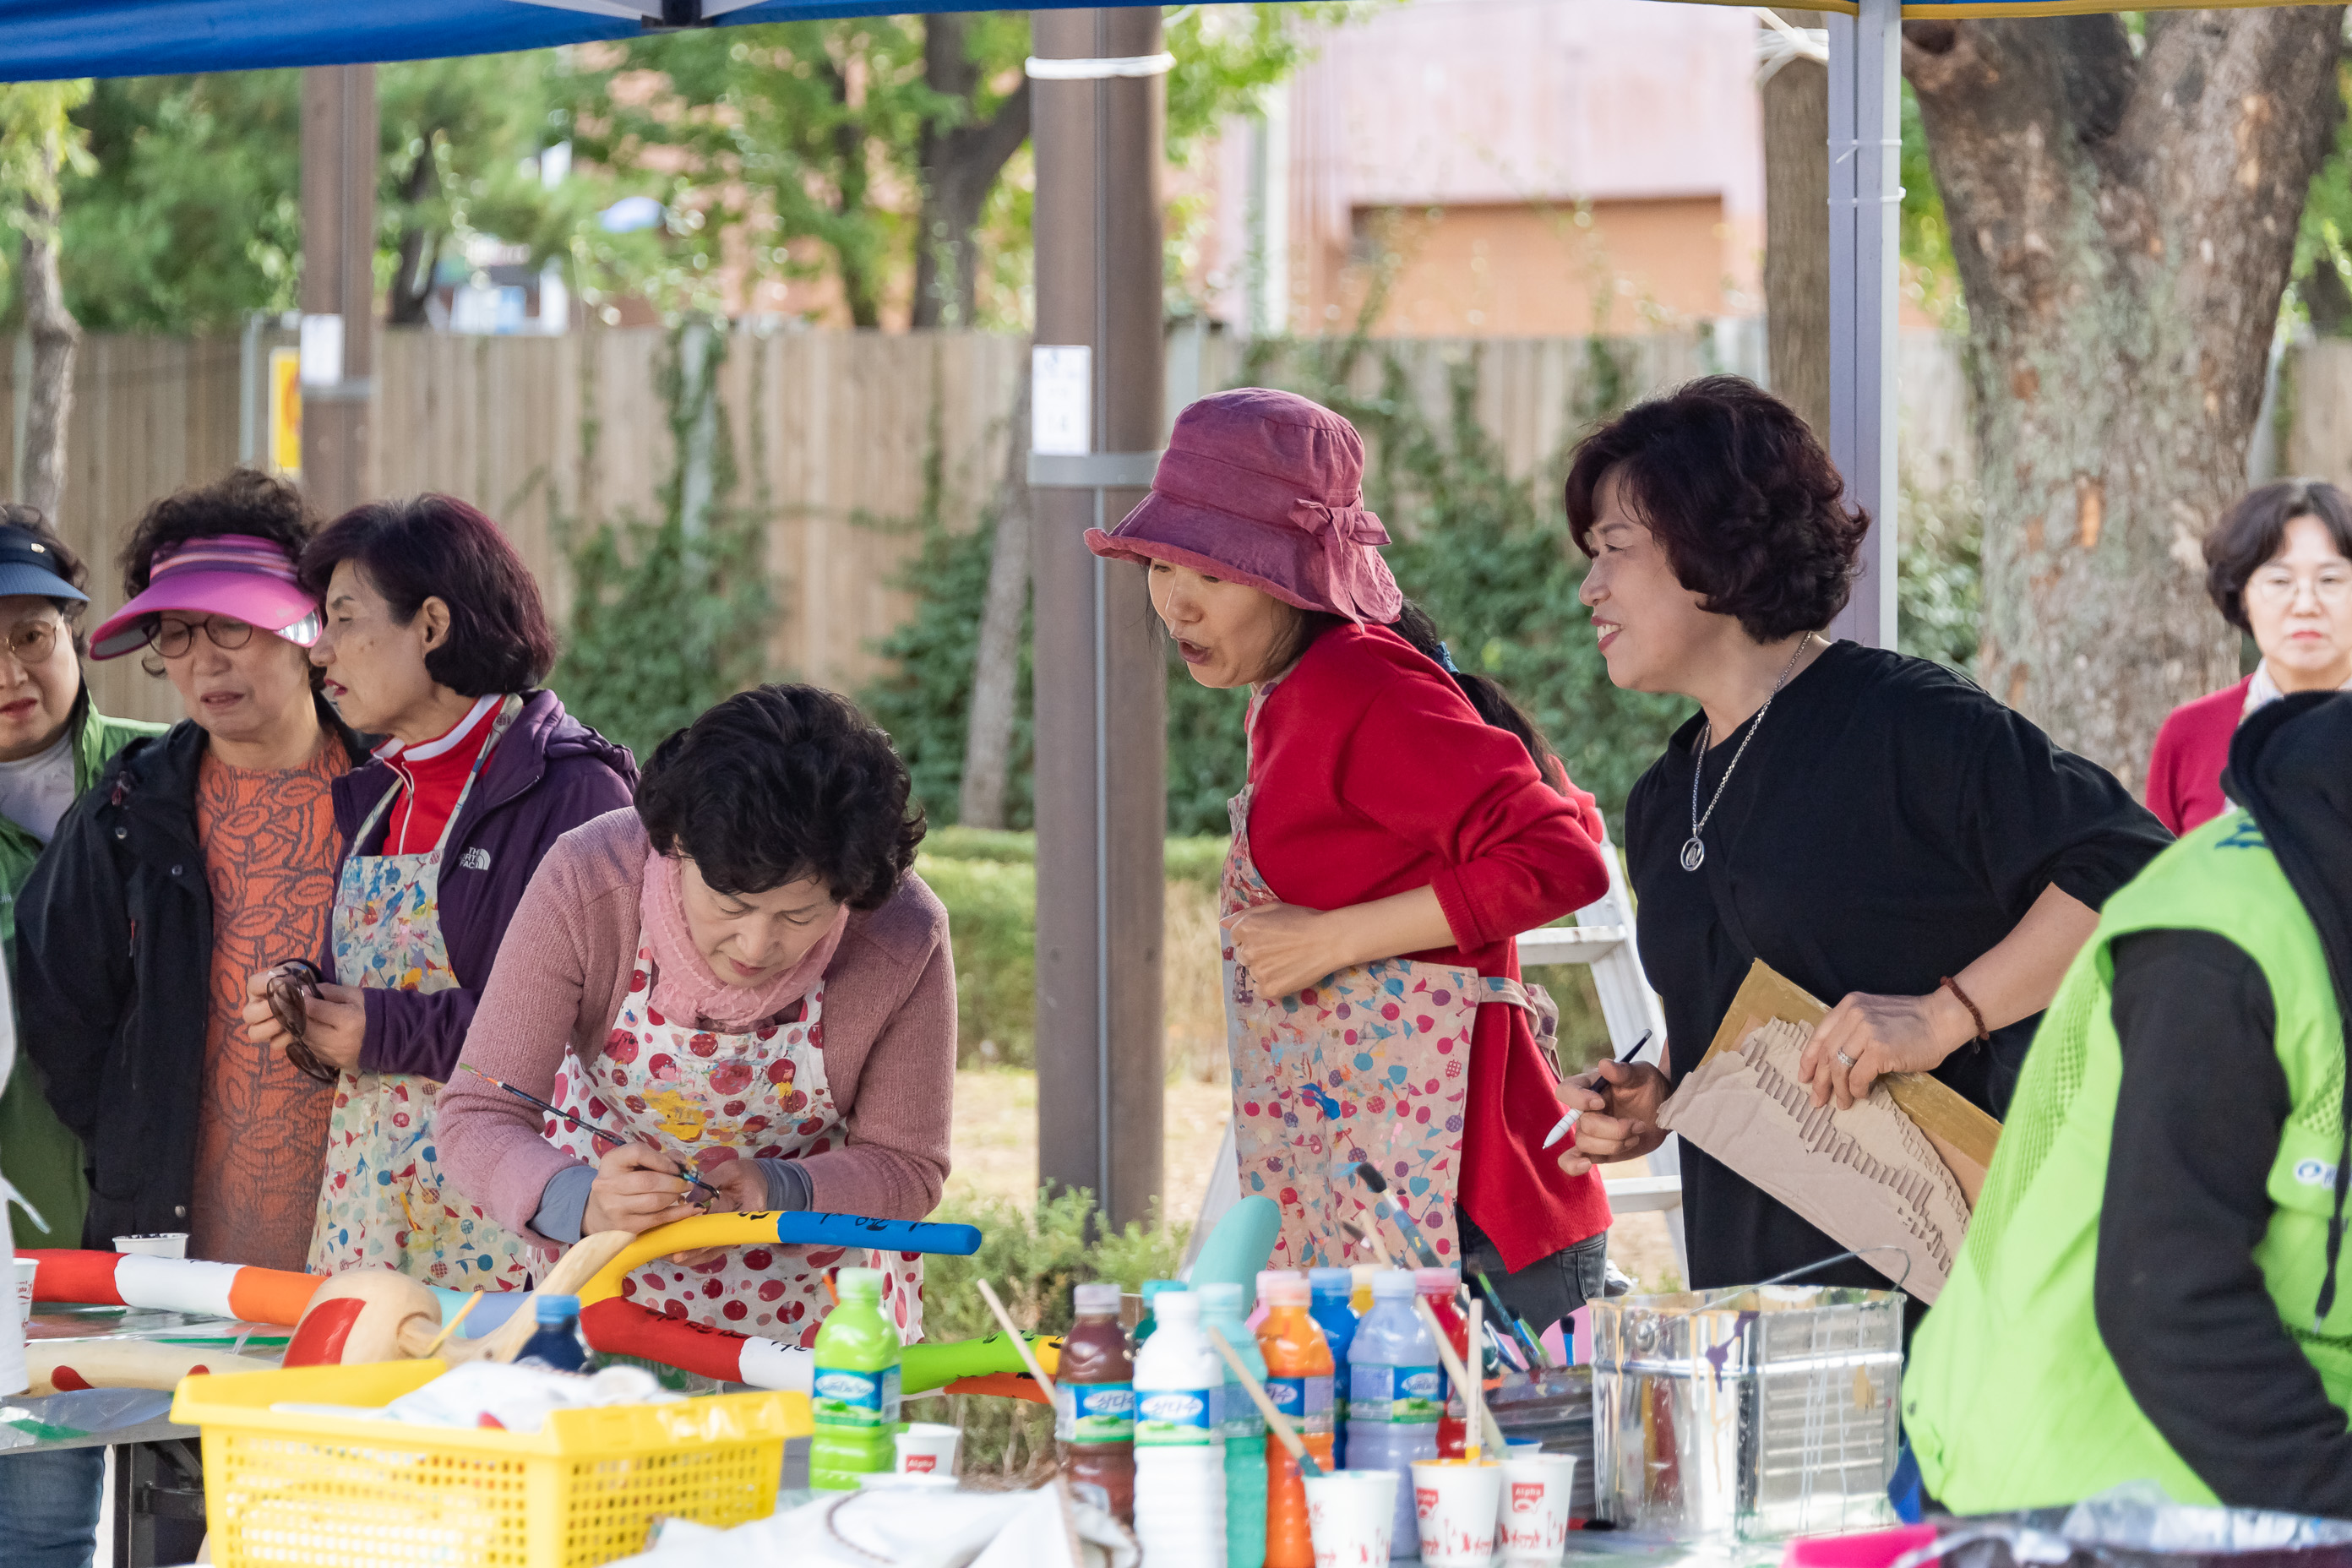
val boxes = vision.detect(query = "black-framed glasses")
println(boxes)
[148,616,256,657]
[2,619,63,666]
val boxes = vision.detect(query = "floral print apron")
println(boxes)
[1222,684,1554,1271]
[542,948,925,1346]
[309,696,533,1288]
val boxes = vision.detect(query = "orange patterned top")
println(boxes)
[188,736,349,1269]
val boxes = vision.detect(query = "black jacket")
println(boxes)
[14,697,369,1246]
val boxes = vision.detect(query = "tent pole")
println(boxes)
[1825,0,1901,649]
[1029,8,1169,1233]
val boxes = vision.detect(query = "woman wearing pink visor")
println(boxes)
[17,472,368,1271]
[1086,387,1616,1336]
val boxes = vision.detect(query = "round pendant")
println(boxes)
[1680,836,1706,872]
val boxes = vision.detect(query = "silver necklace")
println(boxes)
[1682,638,1810,873]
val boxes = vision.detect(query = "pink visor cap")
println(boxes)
[1084,387,1402,623]
[90,534,324,661]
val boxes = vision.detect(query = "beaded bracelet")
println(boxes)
[1941,974,1991,1045]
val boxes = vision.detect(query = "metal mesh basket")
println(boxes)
[1589,1283,1902,1542]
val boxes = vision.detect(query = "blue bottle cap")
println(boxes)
[534,1293,581,1324]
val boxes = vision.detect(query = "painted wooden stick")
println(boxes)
[1206,1325,1323,1478]
[1465,1298,1484,1464]
[973,1279,1057,1402]
[420,1290,483,1358]
[1416,1298,1508,1456]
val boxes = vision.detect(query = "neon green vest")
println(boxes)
[1904,810,2352,1512]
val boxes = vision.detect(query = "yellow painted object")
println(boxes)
[172,1359,809,1568]
[576,1211,781,1306]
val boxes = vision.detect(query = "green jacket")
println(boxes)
[0,692,166,1248]
[1903,809,2352,1511]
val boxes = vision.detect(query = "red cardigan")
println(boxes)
[2146,677,2249,836]
[1246,623,1614,1271]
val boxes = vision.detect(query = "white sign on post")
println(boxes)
[1031,345,1092,456]
[298,313,346,389]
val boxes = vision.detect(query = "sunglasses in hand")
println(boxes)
[263,958,342,1086]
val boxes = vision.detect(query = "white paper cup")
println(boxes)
[113,1233,188,1259]
[13,1257,36,1324]
[1496,1453,1578,1565]
[894,1421,961,1475]
[1410,1459,1503,1568]
[1304,1468,1399,1568]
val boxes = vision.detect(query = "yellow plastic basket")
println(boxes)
[171,1359,810,1568]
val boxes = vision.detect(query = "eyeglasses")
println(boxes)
[2,620,64,666]
[147,616,256,657]
[262,958,342,1086]
[2247,567,2352,607]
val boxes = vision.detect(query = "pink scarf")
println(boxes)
[639,850,848,1032]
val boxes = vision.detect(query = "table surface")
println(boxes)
[3,1304,291,1455]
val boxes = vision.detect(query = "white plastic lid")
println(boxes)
[1074,1282,1122,1315]
[1371,1269,1418,1298]
[1414,1267,1461,1296]
[1350,1265,1378,1289]
[1155,1289,1200,1320]
[1308,1268,1353,1293]
[1259,1270,1309,1305]
[1198,1281,1244,1314]
[837,1266,884,1299]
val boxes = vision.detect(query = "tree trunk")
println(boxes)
[16,141,77,523]
[387,135,442,328]
[1762,16,1831,438]
[913,13,1032,330]
[1904,9,2343,789]
[959,357,1032,827]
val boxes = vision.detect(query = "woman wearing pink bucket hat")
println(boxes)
[1088,387,1619,1334]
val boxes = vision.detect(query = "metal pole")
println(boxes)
[1029,8,1168,1233]
[299,63,377,516]
[1825,0,1900,648]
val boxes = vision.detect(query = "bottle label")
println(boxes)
[1348,1364,1442,1423]
[1265,1375,1336,1425]
[1055,1381,1136,1443]
[1135,1385,1222,1445]
[1222,1375,1265,1439]
[812,1364,902,1428]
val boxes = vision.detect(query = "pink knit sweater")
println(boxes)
[435,809,959,1249]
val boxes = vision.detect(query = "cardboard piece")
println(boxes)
[1691,961,2001,1207]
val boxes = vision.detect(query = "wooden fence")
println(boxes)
[3,323,1996,731]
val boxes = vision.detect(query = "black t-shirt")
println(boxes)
[1625,641,2171,1293]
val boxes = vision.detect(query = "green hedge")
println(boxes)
[920,830,1228,1068]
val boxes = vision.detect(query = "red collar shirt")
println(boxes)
[372,694,504,856]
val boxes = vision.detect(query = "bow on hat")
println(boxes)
[1289,497,1392,549]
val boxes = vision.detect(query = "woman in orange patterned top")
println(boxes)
[17,471,368,1269]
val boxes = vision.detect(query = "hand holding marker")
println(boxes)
[460,1063,719,1201]
[1543,1028,1655,1151]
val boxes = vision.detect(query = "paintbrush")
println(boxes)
[459,1063,719,1199]
[1351,1162,1445,1269]
[1207,1326,1326,1478]
[1543,1028,1655,1150]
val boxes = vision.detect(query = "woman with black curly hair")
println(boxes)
[1552,378,2170,1299]
[435,684,952,1343]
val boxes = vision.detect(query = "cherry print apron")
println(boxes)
[542,947,926,1346]
[309,696,534,1288]
[1222,684,1554,1271]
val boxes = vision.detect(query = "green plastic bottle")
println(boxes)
[809,1267,903,1489]
[1200,1281,1268,1568]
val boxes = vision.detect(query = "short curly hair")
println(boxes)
[1565,377,1870,642]
[635,684,926,906]
[2202,479,2352,634]
[118,468,316,598]
[300,495,558,696]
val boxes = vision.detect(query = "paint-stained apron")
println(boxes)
[543,950,924,1344]
[1222,684,1554,1271]
[310,695,535,1287]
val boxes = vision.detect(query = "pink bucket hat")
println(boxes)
[1085,388,1402,623]
[90,534,324,661]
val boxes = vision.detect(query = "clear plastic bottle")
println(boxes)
[1417,1267,1468,1459]
[1134,1289,1227,1568]
[1256,1271,1334,1568]
[1057,1281,1135,1524]
[808,1267,903,1490]
[1200,1282,1266,1568]
[1306,1267,1358,1468]
[1348,1269,1440,1555]
[514,1293,596,1374]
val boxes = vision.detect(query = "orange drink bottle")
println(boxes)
[1256,1269,1337,1568]
[1417,1267,1469,1459]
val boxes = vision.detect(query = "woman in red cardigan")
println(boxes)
[2147,480,2352,832]
[1086,387,1614,1331]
